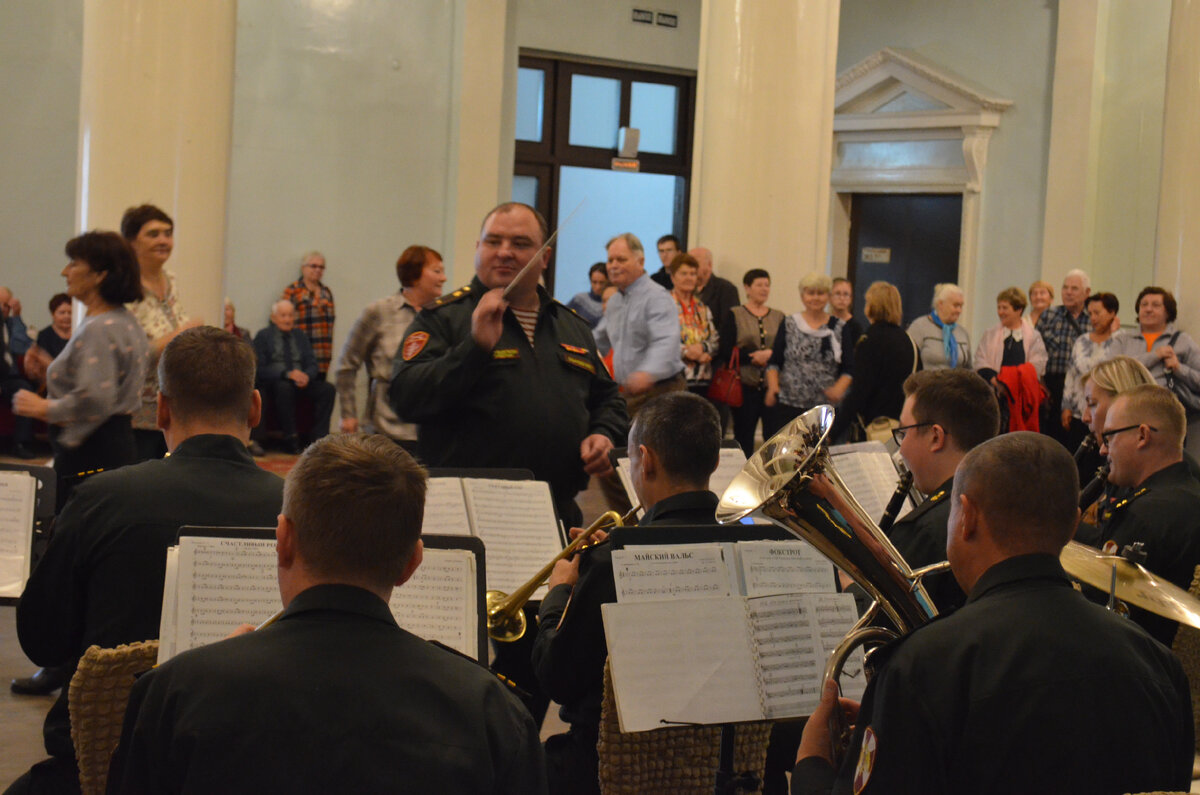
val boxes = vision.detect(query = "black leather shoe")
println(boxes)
[11,666,69,695]
[12,443,37,460]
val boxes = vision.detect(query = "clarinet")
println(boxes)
[878,471,915,533]
[1074,434,1098,464]
[1079,464,1109,510]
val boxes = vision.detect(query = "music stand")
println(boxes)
[610,522,819,795]
[0,462,55,606]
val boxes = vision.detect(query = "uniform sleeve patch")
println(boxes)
[560,343,589,355]
[401,331,430,361]
[853,726,877,794]
[492,348,520,360]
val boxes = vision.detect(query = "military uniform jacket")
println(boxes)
[1097,460,1200,645]
[791,554,1194,795]
[886,478,965,613]
[390,278,628,511]
[108,585,547,794]
[16,434,284,762]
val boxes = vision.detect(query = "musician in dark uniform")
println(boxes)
[10,328,284,795]
[890,369,1000,613]
[792,432,1193,795]
[390,201,628,528]
[108,434,546,795]
[532,392,722,795]
[1097,383,1200,646]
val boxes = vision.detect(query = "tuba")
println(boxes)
[716,406,941,695]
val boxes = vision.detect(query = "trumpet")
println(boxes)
[486,504,641,642]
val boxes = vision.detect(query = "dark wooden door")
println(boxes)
[848,194,962,326]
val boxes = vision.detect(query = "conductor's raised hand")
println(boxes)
[471,288,508,351]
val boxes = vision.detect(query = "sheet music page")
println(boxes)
[422,478,472,536]
[389,548,478,660]
[711,446,749,503]
[830,442,908,524]
[813,593,867,700]
[745,594,825,718]
[737,540,837,597]
[602,598,763,732]
[176,537,280,654]
[157,547,180,664]
[461,478,561,598]
[610,544,732,602]
[0,471,36,598]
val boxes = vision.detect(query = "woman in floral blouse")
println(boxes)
[1062,292,1121,432]
[666,253,719,395]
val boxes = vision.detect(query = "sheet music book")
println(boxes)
[602,591,862,732]
[0,471,37,598]
[616,446,747,520]
[421,477,560,599]
[829,441,911,524]
[158,535,482,664]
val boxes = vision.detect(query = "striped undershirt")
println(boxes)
[510,306,539,346]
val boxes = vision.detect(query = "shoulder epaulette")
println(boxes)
[1101,486,1149,523]
[429,284,473,309]
[554,299,582,318]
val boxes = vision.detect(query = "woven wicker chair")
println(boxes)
[597,661,772,794]
[68,640,159,795]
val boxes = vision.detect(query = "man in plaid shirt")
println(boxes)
[282,251,336,378]
[1035,269,1090,446]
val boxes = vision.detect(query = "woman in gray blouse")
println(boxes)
[907,283,972,370]
[13,231,149,507]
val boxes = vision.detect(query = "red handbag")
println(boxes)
[707,347,744,407]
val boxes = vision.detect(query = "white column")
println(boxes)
[1154,0,1200,334]
[689,0,841,314]
[77,0,236,324]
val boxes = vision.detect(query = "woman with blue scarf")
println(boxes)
[907,283,972,370]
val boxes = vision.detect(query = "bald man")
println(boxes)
[253,299,335,452]
[689,247,740,328]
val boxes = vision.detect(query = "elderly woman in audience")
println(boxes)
[1117,286,1200,454]
[1062,292,1121,433]
[22,293,73,388]
[335,245,445,446]
[13,232,148,508]
[223,299,251,340]
[123,204,201,462]
[830,281,917,441]
[718,268,784,456]
[907,282,971,370]
[976,286,1048,431]
[667,253,719,396]
[1028,279,1055,329]
[763,273,851,439]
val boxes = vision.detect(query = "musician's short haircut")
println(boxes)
[954,432,1078,552]
[158,326,256,424]
[904,369,999,453]
[284,433,427,590]
[1113,384,1187,451]
[607,232,644,257]
[479,202,549,246]
[630,392,721,488]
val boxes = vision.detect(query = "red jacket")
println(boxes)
[997,363,1043,431]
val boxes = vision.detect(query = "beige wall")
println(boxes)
[516,0,701,71]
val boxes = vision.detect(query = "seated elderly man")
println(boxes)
[533,391,723,795]
[108,434,546,794]
[253,299,335,453]
[1098,383,1200,645]
[792,432,1193,794]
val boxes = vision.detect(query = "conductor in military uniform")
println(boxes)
[889,369,1000,612]
[390,201,628,528]
[792,432,1194,795]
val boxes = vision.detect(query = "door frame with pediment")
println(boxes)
[829,48,1011,331]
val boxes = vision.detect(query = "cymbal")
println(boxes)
[1060,541,1200,629]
